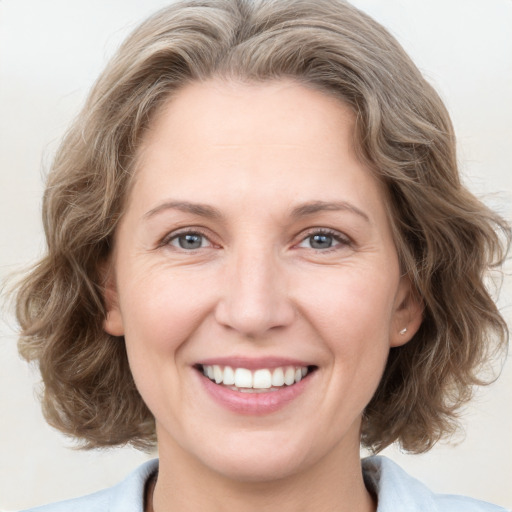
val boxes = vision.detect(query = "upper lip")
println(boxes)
[195,356,314,370]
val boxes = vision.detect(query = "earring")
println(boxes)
[399,327,408,335]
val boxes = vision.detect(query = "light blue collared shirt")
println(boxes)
[19,456,509,511]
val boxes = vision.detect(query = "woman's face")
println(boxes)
[105,80,419,481]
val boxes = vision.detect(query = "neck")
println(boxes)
[152,436,376,512]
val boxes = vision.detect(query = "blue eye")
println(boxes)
[169,232,208,250]
[309,233,335,249]
[298,230,348,250]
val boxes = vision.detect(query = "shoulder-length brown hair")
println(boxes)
[15,0,510,453]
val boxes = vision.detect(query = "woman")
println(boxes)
[12,0,510,511]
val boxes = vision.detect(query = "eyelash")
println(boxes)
[296,228,352,252]
[160,228,214,250]
[159,227,352,252]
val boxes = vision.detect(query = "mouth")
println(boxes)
[195,364,318,394]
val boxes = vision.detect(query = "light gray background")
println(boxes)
[1,1,511,510]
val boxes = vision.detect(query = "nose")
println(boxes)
[214,247,295,338]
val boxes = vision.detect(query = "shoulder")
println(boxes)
[18,459,159,512]
[362,456,509,512]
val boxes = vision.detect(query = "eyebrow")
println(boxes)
[144,200,223,220]
[143,199,370,223]
[291,200,370,223]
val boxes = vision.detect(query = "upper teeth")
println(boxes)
[202,365,309,389]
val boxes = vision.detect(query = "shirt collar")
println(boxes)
[363,456,439,512]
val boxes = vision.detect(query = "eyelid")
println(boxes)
[159,226,217,249]
[157,226,352,251]
[295,227,353,250]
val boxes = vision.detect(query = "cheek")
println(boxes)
[295,265,398,397]
[118,267,218,359]
[297,264,398,343]
[117,269,218,417]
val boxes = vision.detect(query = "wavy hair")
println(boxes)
[15,0,510,452]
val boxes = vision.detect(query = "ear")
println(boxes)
[100,260,125,337]
[389,276,423,347]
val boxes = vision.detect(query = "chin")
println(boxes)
[207,452,306,483]
[193,428,327,483]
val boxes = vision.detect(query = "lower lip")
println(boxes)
[197,371,313,415]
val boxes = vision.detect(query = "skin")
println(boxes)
[104,79,423,512]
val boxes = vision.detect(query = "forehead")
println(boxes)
[129,79,388,223]
[136,79,360,174]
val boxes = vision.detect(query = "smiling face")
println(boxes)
[104,80,421,483]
